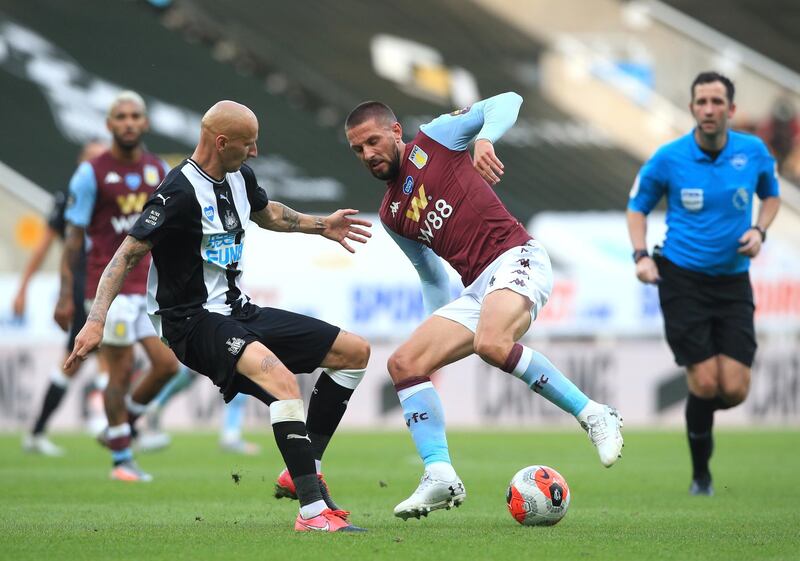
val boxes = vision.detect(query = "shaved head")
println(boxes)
[201,100,258,138]
[193,100,259,176]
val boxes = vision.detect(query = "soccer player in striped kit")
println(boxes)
[67,100,372,532]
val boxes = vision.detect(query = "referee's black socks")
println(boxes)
[685,393,716,482]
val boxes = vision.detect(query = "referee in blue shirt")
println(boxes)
[627,72,781,496]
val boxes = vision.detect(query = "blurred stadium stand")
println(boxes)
[662,0,800,73]
[150,0,646,216]
[0,0,643,222]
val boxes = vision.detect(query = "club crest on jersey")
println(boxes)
[104,171,122,184]
[409,145,428,169]
[390,201,400,217]
[143,165,161,187]
[403,175,414,195]
[730,153,748,170]
[125,173,141,190]
[226,337,245,355]
[204,205,215,221]
[223,209,239,230]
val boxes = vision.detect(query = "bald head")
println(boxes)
[201,100,258,138]
[195,100,259,175]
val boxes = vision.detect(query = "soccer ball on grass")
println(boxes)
[506,465,570,526]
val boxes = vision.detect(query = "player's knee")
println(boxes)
[152,357,180,380]
[387,351,420,382]
[269,370,302,400]
[690,376,719,399]
[473,337,511,369]
[720,378,750,406]
[348,335,370,369]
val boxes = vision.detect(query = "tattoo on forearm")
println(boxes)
[281,204,300,231]
[89,237,151,324]
[314,217,325,231]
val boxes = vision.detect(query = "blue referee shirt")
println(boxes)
[628,129,780,275]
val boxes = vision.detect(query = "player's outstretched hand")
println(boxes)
[473,139,504,185]
[635,256,661,284]
[64,320,104,370]
[737,228,762,257]
[322,209,372,253]
[53,296,75,332]
[12,289,25,318]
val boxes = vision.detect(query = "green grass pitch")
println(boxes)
[2,430,799,561]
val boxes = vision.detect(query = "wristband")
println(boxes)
[632,249,649,263]
[752,226,766,242]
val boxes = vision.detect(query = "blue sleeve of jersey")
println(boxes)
[382,223,451,315]
[64,161,97,227]
[755,144,780,199]
[627,150,668,214]
[419,92,523,151]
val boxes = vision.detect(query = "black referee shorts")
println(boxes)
[162,303,340,402]
[655,255,757,368]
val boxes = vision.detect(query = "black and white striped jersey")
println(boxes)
[129,159,269,337]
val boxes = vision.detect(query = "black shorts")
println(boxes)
[656,255,757,367]
[66,270,87,352]
[162,303,340,402]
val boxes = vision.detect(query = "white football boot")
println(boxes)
[22,434,64,456]
[393,463,466,520]
[578,401,624,467]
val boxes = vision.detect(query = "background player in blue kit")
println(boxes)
[627,71,781,496]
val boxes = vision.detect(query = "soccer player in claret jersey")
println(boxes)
[57,91,191,481]
[345,92,624,520]
[67,100,372,532]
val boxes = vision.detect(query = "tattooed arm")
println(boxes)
[53,224,86,331]
[250,201,326,233]
[64,236,152,368]
[250,201,372,253]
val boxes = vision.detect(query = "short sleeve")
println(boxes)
[47,191,68,238]
[755,142,780,199]
[129,182,191,246]
[627,149,668,214]
[240,164,269,212]
[64,162,97,227]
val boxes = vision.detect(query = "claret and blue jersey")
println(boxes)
[379,92,531,314]
[628,130,780,275]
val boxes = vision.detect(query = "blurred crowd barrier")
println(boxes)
[1,214,798,431]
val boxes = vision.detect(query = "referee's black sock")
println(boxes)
[270,400,323,513]
[32,372,70,435]
[685,393,715,482]
[306,370,365,461]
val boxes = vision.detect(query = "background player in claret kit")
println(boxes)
[345,92,624,520]
[627,72,781,496]
[16,141,109,455]
[66,100,373,533]
[57,91,191,481]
